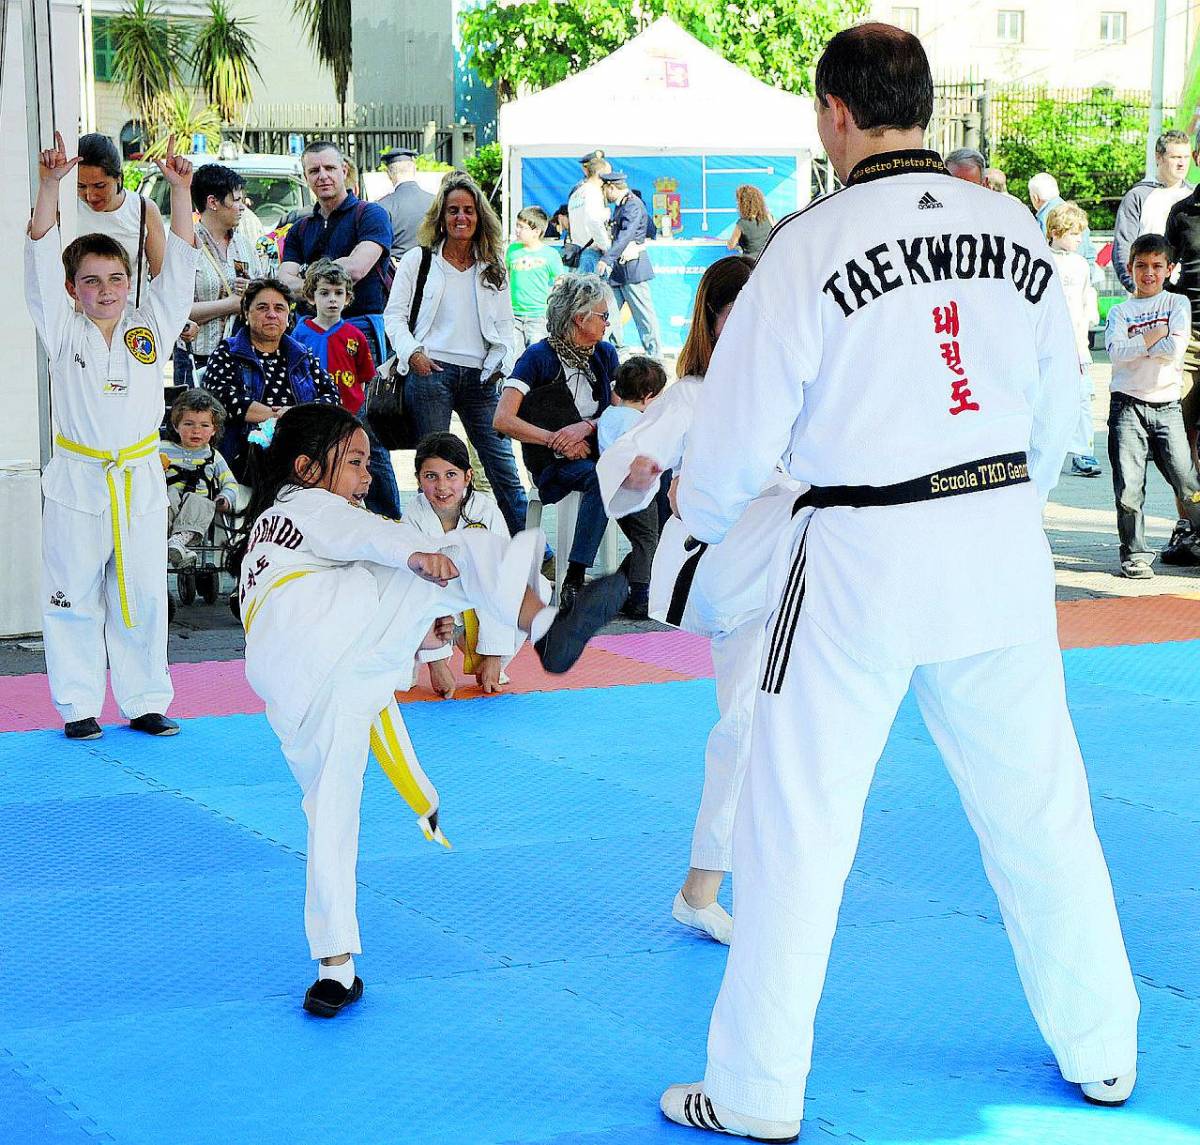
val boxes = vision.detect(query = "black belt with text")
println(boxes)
[792,451,1030,513]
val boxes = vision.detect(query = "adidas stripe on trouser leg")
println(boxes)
[703,622,1138,1122]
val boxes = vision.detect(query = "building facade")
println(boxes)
[875,0,1200,99]
[87,0,342,151]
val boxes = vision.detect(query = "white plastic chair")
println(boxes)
[526,491,620,603]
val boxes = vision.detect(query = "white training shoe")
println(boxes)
[1081,1068,1136,1106]
[168,534,197,568]
[673,890,733,945]
[660,1083,800,1141]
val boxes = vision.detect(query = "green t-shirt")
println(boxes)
[507,241,565,316]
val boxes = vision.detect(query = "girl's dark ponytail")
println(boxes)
[226,403,361,577]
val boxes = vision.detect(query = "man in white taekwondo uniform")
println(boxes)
[660,24,1140,1141]
[26,133,198,740]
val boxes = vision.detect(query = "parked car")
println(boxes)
[139,143,313,231]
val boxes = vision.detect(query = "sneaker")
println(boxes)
[167,534,197,568]
[129,713,180,736]
[302,975,364,1018]
[672,890,733,945]
[1120,558,1154,580]
[1161,519,1200,566]
[1070,456,1102,477]
[660,1083,800,1141]
[558,579,581,612]
[535,568,629,674]
[1081,1068,1136,1106]
[64,717,103,740]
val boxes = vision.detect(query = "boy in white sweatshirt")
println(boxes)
[1104,232,1200,578]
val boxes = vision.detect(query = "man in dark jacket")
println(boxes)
[598,171,662,359]
[376,147,433,260]
[1113,130,1194,293]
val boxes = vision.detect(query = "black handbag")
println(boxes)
[519,379,590,476]
[365,247,433,451]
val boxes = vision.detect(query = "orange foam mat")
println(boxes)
[397,642,694,704]
[1056,594,1200,649]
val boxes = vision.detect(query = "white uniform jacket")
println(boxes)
[383,242,516,380]
[26,229,197,517]
[567,180,611,253]
[402,489,518,657]
[679,150,1080,671]
[239,487,434,738]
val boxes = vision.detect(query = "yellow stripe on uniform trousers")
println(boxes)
[241,570,313,635]
[460,609,482,674]
[53,431,161,628]
[370,702,450,848]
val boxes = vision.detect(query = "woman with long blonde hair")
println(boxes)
[384,171,529,533]
[596,254,801,944]
[726,183,774,259]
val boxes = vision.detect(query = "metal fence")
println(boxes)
[931,81,1173,157]
[225,102,475,173]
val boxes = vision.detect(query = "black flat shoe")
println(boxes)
[129,713,180,736]
[64,717,102,740]
[303,975,364,1018]
[536,567,629,673]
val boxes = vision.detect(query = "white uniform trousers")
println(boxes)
[41,497,172,722]
[704,620,1139,1123]
[1068,364,1097,457]
[688,620,764,873]
[277,530,543,960]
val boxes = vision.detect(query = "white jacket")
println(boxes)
[680,152,1080,670]
[383,242,516,380]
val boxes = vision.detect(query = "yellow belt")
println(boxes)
[54,430,161,628]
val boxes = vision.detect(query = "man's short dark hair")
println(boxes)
[1156,129,1190,156]
[1130,233,1174,264]
[301,139,342,163]
[190,163,246,212]
[815,23,934,133]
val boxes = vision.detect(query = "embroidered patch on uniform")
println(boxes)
[346,338,359,355]
[49,591,72,609]
[103,380,128,394]
[124,326,157,364]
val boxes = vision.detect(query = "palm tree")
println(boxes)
[144,90,222,158]
[110,0,183,131]
[190,0,261,123]
[292,0,351,122]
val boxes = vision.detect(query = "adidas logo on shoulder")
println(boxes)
[917,192,943,210]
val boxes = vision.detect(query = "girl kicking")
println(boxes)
[597,256,799,946]
[404,432,516,697]
[230,404,626,1017]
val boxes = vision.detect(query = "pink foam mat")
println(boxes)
[592,631,715,677]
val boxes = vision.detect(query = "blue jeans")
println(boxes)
[1108,393,1200,561]
[534,458,609,569]
[405,361,529,535]
[612,279,662,359]
[346,316,402,519]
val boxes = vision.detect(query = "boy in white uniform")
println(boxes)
[660,25,1139,1140]
[27,133,198,740]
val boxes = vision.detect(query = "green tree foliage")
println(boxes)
[292,0,352,120]
[992,89,1152,230]
[189,0,261,123]
[143,90,222,158]
[458,0,870,103]
[110,0,183,129]
[465,142,502,201]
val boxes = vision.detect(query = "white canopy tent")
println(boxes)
[499,15,824,234]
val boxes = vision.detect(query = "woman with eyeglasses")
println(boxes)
[492,272,623,607]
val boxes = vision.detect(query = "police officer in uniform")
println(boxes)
[376,147,434,261]
[659,23,1139,1140]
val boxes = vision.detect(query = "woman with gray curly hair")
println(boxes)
[384,171,529,534]
[495,272,655,611]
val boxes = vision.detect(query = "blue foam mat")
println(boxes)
[1,646,1198,1143]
